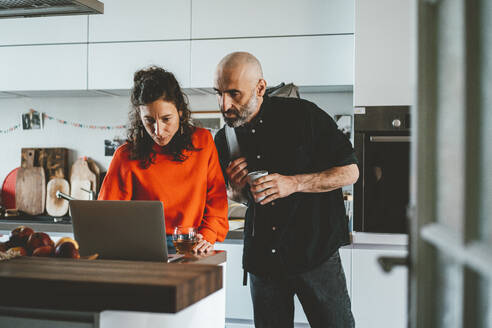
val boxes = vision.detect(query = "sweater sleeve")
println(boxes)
[98,145,133,200]
[199,132,229,243]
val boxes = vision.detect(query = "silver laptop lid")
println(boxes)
[69,200,167,262]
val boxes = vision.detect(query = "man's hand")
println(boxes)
[225,157,249,202]
[226,157,249,189]
[250,173,299,205]
[193,233,214,254]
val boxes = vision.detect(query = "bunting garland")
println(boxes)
[42,113,127,130]
[0,109,127,135]
[0,124,21,134]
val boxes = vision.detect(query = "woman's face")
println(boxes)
[139,99,181,147]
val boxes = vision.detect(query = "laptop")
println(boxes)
[69,200,182,262]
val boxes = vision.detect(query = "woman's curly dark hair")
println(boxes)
[128,66,199,168]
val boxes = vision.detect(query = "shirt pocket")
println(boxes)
[267,144,312,175]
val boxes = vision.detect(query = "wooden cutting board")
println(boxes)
[21,148,68,180]
[16,150,46,215]
[1,167,19,209]
[70,158,97,194]
[46,178,70,217]
[86,158,100,193]
[70,180,91,200]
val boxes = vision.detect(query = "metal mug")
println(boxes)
[247,170,268,202]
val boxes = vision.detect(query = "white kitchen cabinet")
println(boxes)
[88,41,191,90]
[354,0,413,106]
[340,246,352,297]
[0,16,87,46]
[352,246,408,328]
[214,242,254,323]
[192,0,354,39]
[0,44,87,91]
[191,35,353,88]
[215,242,352,326]
[88,0,190,42]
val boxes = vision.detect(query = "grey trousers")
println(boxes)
[249,250,355,328]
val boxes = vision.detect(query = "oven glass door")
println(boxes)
[363,135,410,233]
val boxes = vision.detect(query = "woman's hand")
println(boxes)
[193,233,214,254]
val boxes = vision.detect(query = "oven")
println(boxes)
[353,106,410,234]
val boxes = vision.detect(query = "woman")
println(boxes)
[98,66,228,253]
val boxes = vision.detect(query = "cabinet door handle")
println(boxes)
[378,256,409,273]
[369,136,410,142]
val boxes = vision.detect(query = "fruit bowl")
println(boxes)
[0,225,91,261]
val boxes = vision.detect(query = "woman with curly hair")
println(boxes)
[98,66,228,253]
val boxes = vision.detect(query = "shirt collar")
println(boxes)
[239,95,270,130]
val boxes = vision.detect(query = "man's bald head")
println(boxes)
[216,52,263,88]
[214,52,267,127]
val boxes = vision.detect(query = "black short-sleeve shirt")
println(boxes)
[214,95,358,277]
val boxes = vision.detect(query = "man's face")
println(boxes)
[214,68,260,128]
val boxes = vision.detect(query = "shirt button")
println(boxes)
[271,202,275,206]
[256,155,261,159]
[251,129,256,134]
[259,120,263,124]
[272,226,276,231]
[272,249,276,254]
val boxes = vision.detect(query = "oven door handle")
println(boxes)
[378,256,409,273]
[369,136,411,142]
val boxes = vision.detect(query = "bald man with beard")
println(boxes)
[214,52,358,328]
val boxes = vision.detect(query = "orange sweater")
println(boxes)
[98,128,228,243]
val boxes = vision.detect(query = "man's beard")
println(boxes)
[222,93,258,128]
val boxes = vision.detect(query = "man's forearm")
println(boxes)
[294,164,359,193]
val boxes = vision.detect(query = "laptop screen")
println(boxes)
[69,200,169,262]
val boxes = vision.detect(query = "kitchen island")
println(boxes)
[0,220,408,328]
[0,252,226,328]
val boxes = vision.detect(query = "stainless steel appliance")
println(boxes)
[354,106,410,233]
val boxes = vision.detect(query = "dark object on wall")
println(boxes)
[354,106,410,234]
[21,111,42,130]
[105,139,125,156]
[21,148,68,181]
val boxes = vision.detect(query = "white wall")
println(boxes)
[0,92,353,185]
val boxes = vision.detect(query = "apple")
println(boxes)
[8,246,27,256]
[9,226,34,247]
[26,232,54,253]
[32,245,54,257]
[55,237,79,250]
[55,242,80,259]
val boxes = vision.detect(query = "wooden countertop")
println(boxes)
[0,251,225,314]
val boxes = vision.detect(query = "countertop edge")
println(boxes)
[1,221,409,247]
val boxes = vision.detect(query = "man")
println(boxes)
[214,52,358,328]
